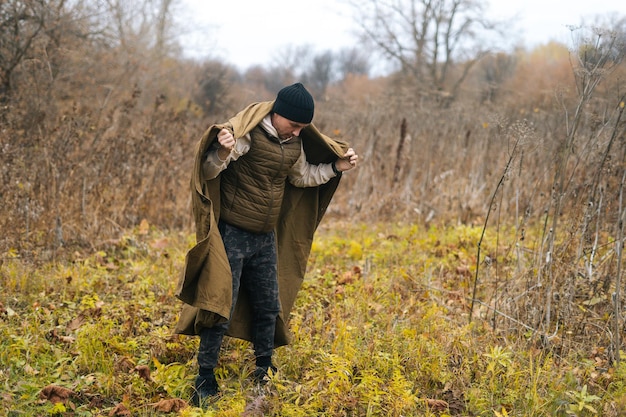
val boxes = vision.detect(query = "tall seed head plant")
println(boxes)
[471,24,626,387]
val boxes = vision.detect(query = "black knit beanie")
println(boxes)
[272,83,314,124]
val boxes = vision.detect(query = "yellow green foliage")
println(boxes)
[0,222,624,416]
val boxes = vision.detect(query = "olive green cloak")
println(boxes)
[174,101,348,347]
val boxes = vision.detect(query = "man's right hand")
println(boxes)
[217,129,236,150]
[216,129,236,161]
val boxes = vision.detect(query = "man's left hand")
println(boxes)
[335,148,359,172]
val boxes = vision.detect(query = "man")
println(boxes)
[174,83,358,407]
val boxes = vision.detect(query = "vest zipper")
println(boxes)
[262,141,285,231]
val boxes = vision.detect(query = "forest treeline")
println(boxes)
[2,0,626,358]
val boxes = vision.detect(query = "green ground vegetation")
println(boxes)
[1,221,625,416]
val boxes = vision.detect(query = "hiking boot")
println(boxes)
[191,372,219,407]
[253,364,277,385]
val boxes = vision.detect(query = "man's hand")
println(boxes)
[334,148,358,172]
[216,129,236,160]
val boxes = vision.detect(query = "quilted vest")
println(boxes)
[219,125,302,233]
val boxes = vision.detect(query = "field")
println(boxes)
[2,220,625,416]
[2,2,626,416]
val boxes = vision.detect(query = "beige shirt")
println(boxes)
[204,115,336,187]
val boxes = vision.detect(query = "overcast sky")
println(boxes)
[178,0,625,71]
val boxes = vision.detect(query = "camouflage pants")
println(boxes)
[197,221,279,370]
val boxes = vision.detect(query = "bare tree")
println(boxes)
[336,47,371,78]
[477,52,517,103]
[193,60,238,116]
[303,50,335,98]
[0,0,48,99]
[155,0,174,59]
[97,0,182,58]
[348,0,503,100]
[261,44,314,93]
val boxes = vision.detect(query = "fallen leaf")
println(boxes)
[338,271,355,285]
[23,363,39,375]
[87,394,105,408]
[138,219,150,235]
[116,356,136,372]
[59,335,75,344]
[109,403,131,416]
[150,237,170,250]
[40,384,75,404]
[134,365,152,382]
[153,398,187,412]
[424,398,449,411]
[66,314,85,331]
[456,265,471,277]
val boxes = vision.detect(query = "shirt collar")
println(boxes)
[260,114,293,143]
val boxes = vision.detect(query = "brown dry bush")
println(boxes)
[466,29,626,358]
[1,1,208,257]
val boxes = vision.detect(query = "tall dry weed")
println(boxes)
[469,27,626,363]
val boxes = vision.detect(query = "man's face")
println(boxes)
[271,113,309,140]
